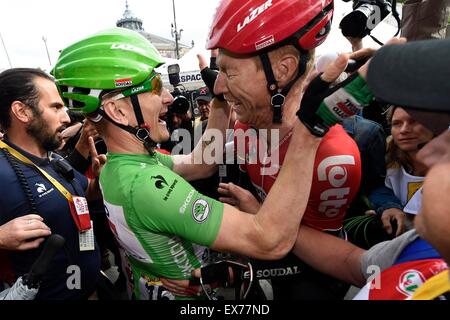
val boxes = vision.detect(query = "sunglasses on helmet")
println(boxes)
[109,72,163,101]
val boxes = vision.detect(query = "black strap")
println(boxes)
[0,148,38,215]
[260,52,284,124]
[131,94,145,128]
[260,51,309,124]
[97,108,156,155]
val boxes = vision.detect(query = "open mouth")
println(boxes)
[158,112,167,125]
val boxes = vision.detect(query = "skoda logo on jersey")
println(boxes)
[151,175,169,189]
[192,199,210,223]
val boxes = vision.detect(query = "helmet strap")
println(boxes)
[260,50,308,124]
[129,94,156,155]
[97,95,157,155]
[260,52,284,124]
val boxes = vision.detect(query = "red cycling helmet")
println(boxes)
[207,0,334,54]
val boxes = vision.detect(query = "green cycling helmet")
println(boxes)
[52,27,165,114]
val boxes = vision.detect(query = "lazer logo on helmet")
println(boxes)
[131,85,145,95]
[110,43,146,55]
[237,0,273,33]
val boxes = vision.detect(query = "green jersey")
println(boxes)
[99,152,224,300]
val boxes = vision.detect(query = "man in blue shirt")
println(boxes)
[0,68,101,300]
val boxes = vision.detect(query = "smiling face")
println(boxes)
[137,88,174,143]
[391,107,434,153]
[101,75,174,145]
[214,51,272,128]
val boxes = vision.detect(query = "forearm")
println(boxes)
[173,99,230,180]
[253,121,321,256]
[65,148,90,174]
[212,121,321,259]
[368,185,402,214]
[293,225,366,287]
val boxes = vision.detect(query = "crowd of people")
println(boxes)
[0,0,449,301]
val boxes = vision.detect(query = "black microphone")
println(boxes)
[23,234,66,289]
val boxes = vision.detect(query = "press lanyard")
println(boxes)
[0,140,90,232]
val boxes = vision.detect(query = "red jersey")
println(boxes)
[234,122,361,231]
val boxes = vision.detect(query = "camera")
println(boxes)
[340,0,392,38]
[168,63,181,87]
[170,88,190,115]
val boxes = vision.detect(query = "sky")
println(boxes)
[0,0,400,71]
[0,0,221,71]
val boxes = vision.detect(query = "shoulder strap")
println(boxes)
[0,148,38,215]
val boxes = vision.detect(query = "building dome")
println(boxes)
[116,0,191,59]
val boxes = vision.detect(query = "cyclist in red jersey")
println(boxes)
[206,0,365,299]
[233,121,361,232]
[162,0,376,299]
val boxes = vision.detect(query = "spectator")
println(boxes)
[369,105,434,236]
[401,0,450,40]
[0,68,103,299]
[293,37,450,300]
[195,87,212,122]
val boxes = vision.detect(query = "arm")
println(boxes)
[138,122,320,261]
[65,120,100,174]
[171,98,231,181]
[368,185,403,214]
[211,121,321,259]
[172,52,231,181]
[292,225,366,287]
[84,137,106,201]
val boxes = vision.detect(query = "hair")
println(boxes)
[385,105,415,173]
[0,68,54,130]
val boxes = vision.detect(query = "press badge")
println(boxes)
[219,165,227,178]
[71,196,92,231]
[79,221,95,251]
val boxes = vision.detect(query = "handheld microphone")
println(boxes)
[23,234,66,289]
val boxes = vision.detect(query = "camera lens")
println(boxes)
[340,5,373,38]
[170,95,190,115]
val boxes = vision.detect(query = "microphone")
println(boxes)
[23,234,66,289]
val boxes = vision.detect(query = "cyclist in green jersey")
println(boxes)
[52,28,325,299]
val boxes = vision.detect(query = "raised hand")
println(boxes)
[198,52,224,101]
[75,120,101,159]
[88,136,106,178]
